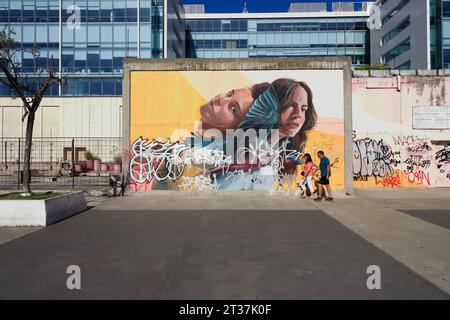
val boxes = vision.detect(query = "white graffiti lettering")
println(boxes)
[184,148,232,169]
[129,137,188,183]
[178,174,218,191]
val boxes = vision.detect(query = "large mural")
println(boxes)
[352,76,450,188]
[128,70,345,191]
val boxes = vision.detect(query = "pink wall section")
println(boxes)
[352,76,450,188]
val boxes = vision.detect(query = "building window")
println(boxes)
[382,17,410,45]
[225,40,237,49]
[398,60,411,70]
[443,49,450,68]
[186,19,247,32]
[62,78,121,96]
[382,0,409,25]
[444,0,450,17]
[429,0,443,69]
[383,38,410,63]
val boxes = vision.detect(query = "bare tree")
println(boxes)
[0,27,60,196]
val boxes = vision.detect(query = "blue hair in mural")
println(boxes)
[237,85,280,133]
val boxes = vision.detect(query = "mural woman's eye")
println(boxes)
[301,105,309,111]
[226,90,234,97]
[229,102,240,117]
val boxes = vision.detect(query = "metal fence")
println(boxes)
[0,137,122,189]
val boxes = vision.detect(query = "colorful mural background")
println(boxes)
[129,70,345,191]
[352,76,450,188]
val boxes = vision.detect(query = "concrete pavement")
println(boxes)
[0,226,42,246]
[312,188,450,295]
[0,188,448,299]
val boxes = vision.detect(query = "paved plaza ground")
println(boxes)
[0,188,449,299]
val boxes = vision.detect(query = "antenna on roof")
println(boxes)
[242,2,248,13]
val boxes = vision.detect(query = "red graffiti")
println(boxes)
[404,168,431,186]
[375,171,401,188]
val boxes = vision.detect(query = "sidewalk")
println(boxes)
[0,188,448,299]
[313,188,450,295]
[95,189,348,211]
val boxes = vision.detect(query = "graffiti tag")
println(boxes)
[375,171,401,188]
[353,138,400,178]
[435,145,450,169]
[129,137,188,183]
[403,156,431,170]
[404,168,431,186]
[184,148,232,168]
[406,142,432,153]
[392,135,423,146]
[178,174,218,192]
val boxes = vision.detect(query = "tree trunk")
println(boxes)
[22,110,35,195]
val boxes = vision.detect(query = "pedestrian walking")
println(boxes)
[314,150,334,202]
[287,153,304,196]
[300,153,314,198]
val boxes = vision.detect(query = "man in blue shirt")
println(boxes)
[314,150,333,202]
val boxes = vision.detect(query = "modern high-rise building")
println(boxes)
[370,0,446,70]
[0,0,185,97]
[184,2,373,67]
[0,0,374,98]
[0,0,376,140]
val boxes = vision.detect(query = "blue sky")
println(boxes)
[183,0,366,13]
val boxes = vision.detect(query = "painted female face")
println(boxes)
[278,86,309,138]
[200,87,254,131]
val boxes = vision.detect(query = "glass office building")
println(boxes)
[0,0,373,99]
[185,2,372,67]
[0,0,184,96]
[370,0,450,70]
[442,0,450,68]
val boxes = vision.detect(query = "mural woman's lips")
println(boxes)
[285,122,301,129]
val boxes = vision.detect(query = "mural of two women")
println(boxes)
[193,78,318,189]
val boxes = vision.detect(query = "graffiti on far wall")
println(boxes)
[435,145,450,170]
[353,137,400,178]
[352,75,450,188]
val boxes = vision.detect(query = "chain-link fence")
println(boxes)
[0,137,122,190]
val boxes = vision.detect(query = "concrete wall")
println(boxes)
[1,65,448,190]
[0,97,122,138]
[352,73,450,188]
[123,57,354,193]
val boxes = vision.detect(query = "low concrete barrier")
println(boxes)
[0,192,87,226]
